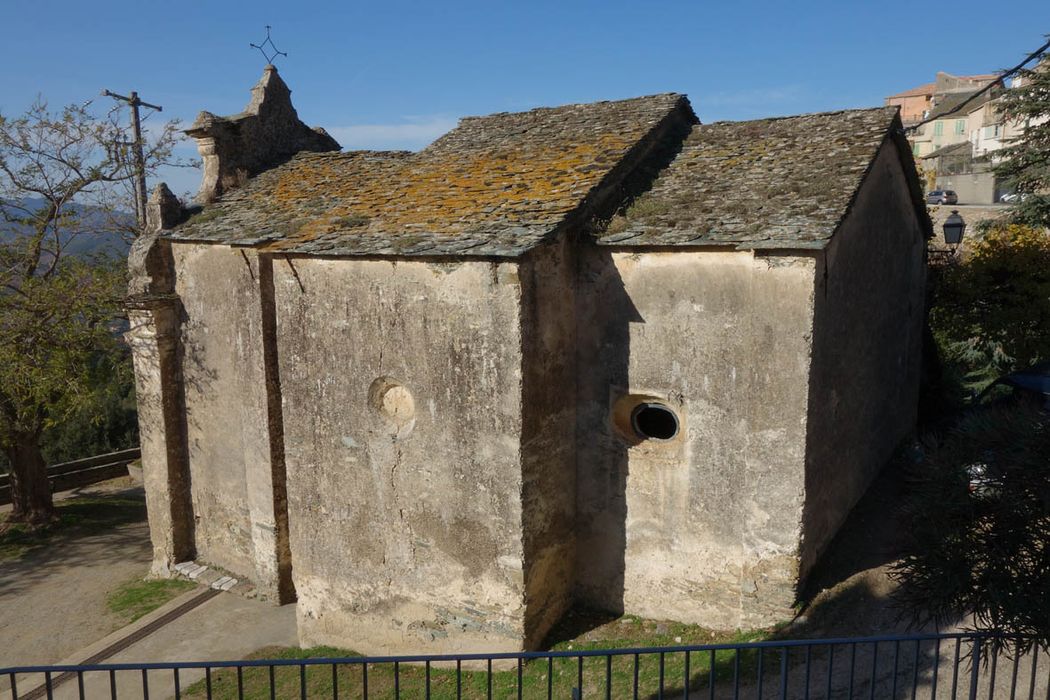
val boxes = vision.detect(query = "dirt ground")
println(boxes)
[0,480,153,668]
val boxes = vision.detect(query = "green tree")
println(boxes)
[892,402,1050,650]
[995,51,1050,228]
[930,225,1050,392]
[900,44,1050,652]
[0,99,182,523]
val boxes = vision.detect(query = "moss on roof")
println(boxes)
[597,107,904,250]
[169,94,690,258]
[169,100,922,257]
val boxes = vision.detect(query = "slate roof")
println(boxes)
[922,141,972,160]
[597,107,910,250]
[925,87,1000,121]
[168,94,691,257]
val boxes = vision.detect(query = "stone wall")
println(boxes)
[575,248,817,630]
[936,171,1000,205]
[127,230,196,578]
[126,302,195,577]
[171,244,285,597]
[271,256,529,654]
[518,236,578,648]
[800,140,927,579]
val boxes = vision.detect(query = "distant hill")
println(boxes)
[1,198,132,260]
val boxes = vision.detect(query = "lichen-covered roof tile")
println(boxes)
[169,94,690,257]
[597,107,901,250]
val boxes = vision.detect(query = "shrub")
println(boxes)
[930,224,1050,392]
[892,402,1050,650]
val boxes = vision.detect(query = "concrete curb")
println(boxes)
[50,585,213,667]
[11,586,220,700]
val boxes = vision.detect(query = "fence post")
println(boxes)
[968,637,982,700]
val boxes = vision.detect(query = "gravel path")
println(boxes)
[0,482,152,668]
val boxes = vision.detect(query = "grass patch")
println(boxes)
[107,576,197,625]
[0,493,146,561]
[182,612,784,699]
[624,195,671,220]
[188,207,223,224]
[605,215,629,234]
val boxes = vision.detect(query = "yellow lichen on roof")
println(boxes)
[171,94,689,257]
[252,133,637,251]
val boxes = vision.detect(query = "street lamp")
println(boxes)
[943,210,966,250]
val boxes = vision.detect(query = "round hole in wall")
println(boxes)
[368,377,415,428]
[630,402,680,441]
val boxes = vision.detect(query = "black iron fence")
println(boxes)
[1,632,1045,699]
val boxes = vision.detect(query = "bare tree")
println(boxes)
[0,98,186,523]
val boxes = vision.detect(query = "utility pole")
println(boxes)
[101,89,162,232]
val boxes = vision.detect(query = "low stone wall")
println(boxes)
[0,448,141,505]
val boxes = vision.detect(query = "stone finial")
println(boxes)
[129,183,181,299]
[185,66,341,203]
[145,183,184,234]
[127,231,175,298]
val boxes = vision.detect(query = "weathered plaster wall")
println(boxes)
[575,248,817,629]
[272,257,528,654]
[519,236,577,648]
[127,304,195,576]
[127,233,196,577]
[800,141,926,578]
[172,244,283,594]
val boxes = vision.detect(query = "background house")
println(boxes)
[889,65,1050,202]
[907,73,1003,160]
[884,81,935,126]
[885,72,999,130]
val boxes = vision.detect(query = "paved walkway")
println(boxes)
[0,589,296,699]
[0,482,298,699]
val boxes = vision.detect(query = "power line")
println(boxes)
[904,36,1050,133]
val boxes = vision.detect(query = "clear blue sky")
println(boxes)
[3,0,1048,197]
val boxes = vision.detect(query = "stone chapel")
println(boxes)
[128,66,930,654]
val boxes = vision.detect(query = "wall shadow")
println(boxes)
[798,456,912,607]
[555,111,687,642]
[571,245,643,622]
[0,485,150,604]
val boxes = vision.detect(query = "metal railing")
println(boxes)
[1,632,1045,699]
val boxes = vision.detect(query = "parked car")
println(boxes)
[999,192,1030,203]
[926,189,959,205]
[975,362,1050,410]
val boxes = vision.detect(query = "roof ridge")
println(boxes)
[704,105,896,127]
[167,92,695,258]
[455,93,684,123]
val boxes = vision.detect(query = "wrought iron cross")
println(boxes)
[250,26,287,65]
